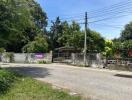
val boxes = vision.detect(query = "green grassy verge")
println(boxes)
[0,68,80,100]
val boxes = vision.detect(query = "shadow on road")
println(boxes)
[5,66,50,78]
[114,74,132,78]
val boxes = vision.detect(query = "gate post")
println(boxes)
[50,51,53,63]
[71,53,75,64]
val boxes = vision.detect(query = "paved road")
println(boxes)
[2,63,132,100]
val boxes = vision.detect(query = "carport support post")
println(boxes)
[84,12,88,67]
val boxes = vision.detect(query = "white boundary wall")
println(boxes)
[71,53,104,68]
[0,53,52,63]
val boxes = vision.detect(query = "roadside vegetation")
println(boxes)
[103,22,132,59]
[0,68,80,100]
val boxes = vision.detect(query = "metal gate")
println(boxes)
[53,53,72,63]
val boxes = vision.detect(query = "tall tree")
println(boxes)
[121,22,132,41]
[58,21,84,50]
[49,17,63,50]
[57,21,70,47]
[0,0,47,52]
[111,22,132,58]
[58,21,105,52]
[87,30,105,52]
[22,34,48,53]
[0,0,32,51]
[29,0,47,29]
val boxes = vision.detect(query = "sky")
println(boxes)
[36,0,132,40]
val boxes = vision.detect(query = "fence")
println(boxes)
[0,53,52,63]
[71,53,103,68]
[53,53,72,63]
[1,52,132,69]
[107,59,132,66]
[52,52,103,68]
[106,58,132,71]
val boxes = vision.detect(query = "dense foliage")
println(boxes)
[48,18,105,52]
[0,0,47,52]
[102,40,113,58]
[121,22,132,41]
[0,69,18,94]
[110,22,132,58]
[22,34,48,53]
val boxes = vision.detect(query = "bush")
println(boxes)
[22,34,48,53]
[0,69,17,94]
[54,57,65,61]
[37,60,47,64]
[0,48,6,62]
[0,48,5,54]
[5,52,14,63]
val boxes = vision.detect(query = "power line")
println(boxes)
[89,7,132,19]
[46,22,84,28]
[58,14,84,20]
[87,0,132,16]
[43,0,132,27]
[48,13,84,19]
[48,14,84,22]
[91,23,125,26]
[48,17,84,23]
[47,12,132,28]
[15,0,132,23]
[85,0,132,19]
[48,10,132,25]
[46,0,132,29]
[47,0,132,22]
[52,0,132,20]
[89,13,132,23]
[91,23,124,29]
[47,19,84,27]
[48,7,132,22]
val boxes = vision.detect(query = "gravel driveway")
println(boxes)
[2,63,132,100]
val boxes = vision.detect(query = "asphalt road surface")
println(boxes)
[2,63,132,100]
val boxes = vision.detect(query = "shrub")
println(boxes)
[54,57,65,61]
[22,34,48,53]
[0,48,6,62]
[0,69,17,94]
[5,52,14,63]
[37,60,47,64]
[0,48,5,54]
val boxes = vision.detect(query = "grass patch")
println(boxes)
[0,69,20,94]
[0,68,80,100]
[37,60,51,64]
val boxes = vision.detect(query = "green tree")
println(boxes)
[58,21,105,52]
[30,0,47,29]
[68,21,83,49]
[102,40,113,57]
[121,22,132,41]
[0,0,47,52]
[123,40,132,49]
[22,34,48,53]
[49,17,63,50]
[111,21,132,58]
[58,21,70,46]
[86,29,105,52]
[58,21,84,50]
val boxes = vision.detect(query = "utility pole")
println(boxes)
[84,12,88,67]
